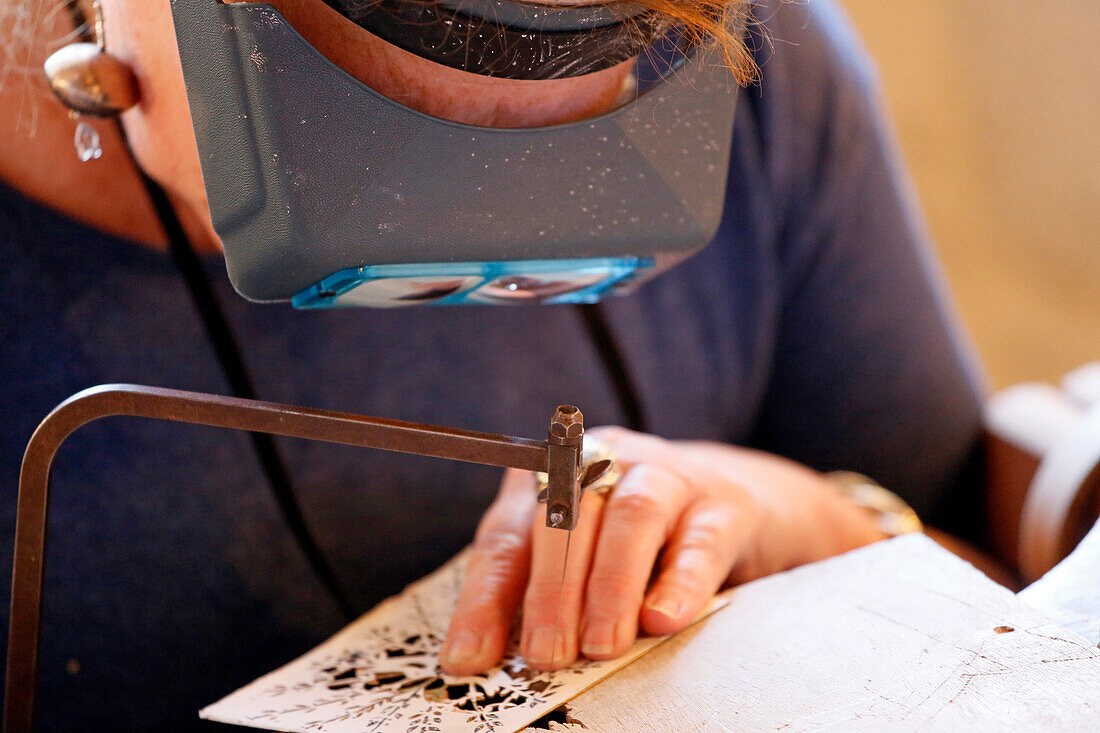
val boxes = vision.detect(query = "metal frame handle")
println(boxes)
[4,384,581,732]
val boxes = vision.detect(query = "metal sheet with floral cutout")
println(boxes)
[200,548,730,733]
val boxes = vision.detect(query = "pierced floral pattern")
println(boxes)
[202,550,726,732]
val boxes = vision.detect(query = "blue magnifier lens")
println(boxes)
[291,258,654,309]
[470,272,609,303]
[327,276,482,307]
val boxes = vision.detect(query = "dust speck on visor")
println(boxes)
[169,1,740,307]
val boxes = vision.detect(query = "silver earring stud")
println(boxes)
[43,1,139,161]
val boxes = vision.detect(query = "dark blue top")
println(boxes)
[0,1,984,728]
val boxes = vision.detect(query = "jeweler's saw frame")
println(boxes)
[3,384,585,732]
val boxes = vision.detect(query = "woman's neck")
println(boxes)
[0,98,172,252]
[0,7,205,251]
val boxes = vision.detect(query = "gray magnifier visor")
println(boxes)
[169,1,739,307]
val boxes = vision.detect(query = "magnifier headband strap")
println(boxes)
[320,0,669,80]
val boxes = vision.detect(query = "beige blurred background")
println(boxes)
[842,1,1098,390]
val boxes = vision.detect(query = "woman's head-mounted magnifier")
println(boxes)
[169,0,741,307]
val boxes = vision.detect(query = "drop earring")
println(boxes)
[43,0,138,161]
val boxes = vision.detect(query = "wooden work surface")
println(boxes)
[527,534,1100,731]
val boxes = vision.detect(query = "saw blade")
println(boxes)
[548,527,572,671]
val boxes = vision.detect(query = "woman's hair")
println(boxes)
[636,0,757,84]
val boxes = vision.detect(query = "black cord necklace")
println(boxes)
[132,170,649,622]
[127,149,648,620]
[122,142,359,623]
[66,0,359,622]
[575,304,648,433]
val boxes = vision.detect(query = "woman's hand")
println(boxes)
[439,427,887,675]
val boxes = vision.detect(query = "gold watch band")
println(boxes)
[827,471,924,537]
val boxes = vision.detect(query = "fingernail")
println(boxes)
[444,630,482,666]
[645,594,683,622]
[526,626,564,665]
[581,621,616,658]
